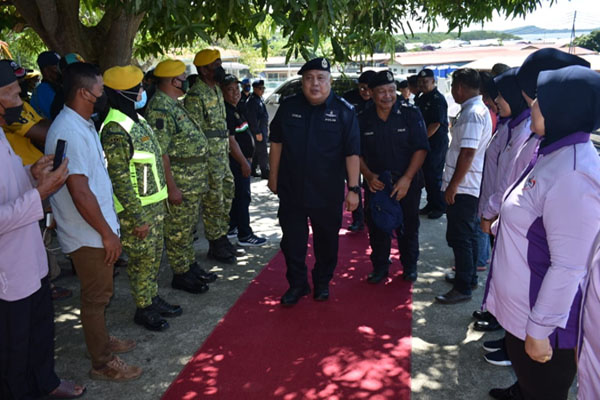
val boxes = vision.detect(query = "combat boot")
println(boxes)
[171,269,209,294]
[220,235,245,257]
[189,261,218,283]
[207,238,236,264]
[134,306,169,331]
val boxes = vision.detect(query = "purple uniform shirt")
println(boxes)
[578,230,600,400]
[478,119,509,218]
[481,110,532,220]
[0,128,47,301]
[485,133,600,348]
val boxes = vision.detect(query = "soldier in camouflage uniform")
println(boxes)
[101,65,185,331]
[184,49,237,264]
[144,59,218,294]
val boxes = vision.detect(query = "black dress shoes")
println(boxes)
[427,210,444,219]
[402,271,417,282]
[435,288,472,304]
[367,270,388,284]
[419,204,432,215]
[190,262,218,283]
[313,286,329,301]
[280,285,311,307]
[474,318,502,331]
[172,270,210,294]
[489,382,523,400]
[348,221,364,232]
[152,296,183,317]
[472,310,493,321]
[134,307,169,331]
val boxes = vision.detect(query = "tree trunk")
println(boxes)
[12,0,144,71]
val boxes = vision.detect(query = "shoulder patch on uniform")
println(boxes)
[337,96,354,111]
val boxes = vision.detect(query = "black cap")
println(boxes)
[358,70,377,84]
[222,74,239,85]
[368,70,395,89]
[37,51,60,69]
[398,79,408,89]
[0,61,17,88]
[252,79,265,87]
[0,60,26,78]
[298,57,331,75]
[418,68,434,78]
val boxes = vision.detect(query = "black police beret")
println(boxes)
[368,70,395,89]
[398,79,408,89]
[0,61,17,88]
[358,70,377,84]
[298,57,331,75]
[418,68,434,78]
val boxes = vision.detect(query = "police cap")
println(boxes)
[194,49,221,67]
[103,65,144,91]
[398,79,408,89]
[358,70,376,84]
[418,68,434,78]
[368,70,395,89]
[154,59,186,78]
[297,57,331,75]
[252,79,264,88]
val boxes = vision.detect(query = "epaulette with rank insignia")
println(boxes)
[337,95,354,111]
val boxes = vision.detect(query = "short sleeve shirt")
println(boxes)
[3,102,44,165]
[415,87,449,146]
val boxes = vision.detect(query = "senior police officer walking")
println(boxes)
[101,65,183,331]
[359,71,429,283]
[269,57,361,306]
[145,59,216,295]
[185,49,238,264]
[415,68,449,219]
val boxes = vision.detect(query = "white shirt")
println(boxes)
[45,106,119,254]
[442,95,492,197]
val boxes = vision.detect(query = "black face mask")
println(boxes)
[174,78,189,94]
[0,102,23,125]
[88,90,108,114]
[213,66,226,83]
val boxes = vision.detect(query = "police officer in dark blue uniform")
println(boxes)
[269,57,361,306]
[360,71,429,283]
[246,79,270,178]
[415,68,449,219]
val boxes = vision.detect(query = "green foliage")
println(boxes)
[1,27,46,68]
[574,30,600,52]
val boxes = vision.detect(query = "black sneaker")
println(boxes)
[483,337,504,352]
[151,296,183,317]
[484,348,512,366]
[238,234,267,247]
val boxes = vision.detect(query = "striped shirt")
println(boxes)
[442,95,492,197]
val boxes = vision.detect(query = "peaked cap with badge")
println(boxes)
[298,57,330,75]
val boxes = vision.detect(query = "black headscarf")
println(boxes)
[105,84,141,123]
[479,71,498,100]
[516,48,590,100]
[494,68,528,117]
[537,65,600,148]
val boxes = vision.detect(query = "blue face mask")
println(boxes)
[135,90,147,110]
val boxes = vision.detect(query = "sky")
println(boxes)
[414,0,600,32]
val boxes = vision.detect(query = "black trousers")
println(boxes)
[446,194,479,295]
[505,332,576,400]
[229,161,253,239]
[422,139,448,213]
[0,276,60,400]
[251,138,269,177]
[278,201,343,290]
[365,179,422,274]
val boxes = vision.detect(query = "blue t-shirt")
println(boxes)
[30,81,56,120]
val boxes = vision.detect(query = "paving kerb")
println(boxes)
[51,178,576,399]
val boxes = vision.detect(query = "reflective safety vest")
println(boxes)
[102,108,168,213]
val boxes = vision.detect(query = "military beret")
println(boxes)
[194,49,221,67]
[0,61,17,87]
[154,59,186,78]
[368,70,395,89]
[0,60,25,78]
[358,70,377,84]
[103,65,144,91]
[418,68,434,78]
[37,51,60,69]
[398,79,408,89]
[516,48,590,100]
[297,57,331,75]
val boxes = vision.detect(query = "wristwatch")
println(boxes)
[348,185,361,194]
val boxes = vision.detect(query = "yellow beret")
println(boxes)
[103,65,143,90]
[154,59,186,78]
[194,49,221,67]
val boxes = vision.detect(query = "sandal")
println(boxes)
[48,379,86,399]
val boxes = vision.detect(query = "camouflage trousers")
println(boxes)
[201,138,235,241]
[165,161,207,274]
[120,201,165,308]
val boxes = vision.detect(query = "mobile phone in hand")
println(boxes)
[52,139,67,171]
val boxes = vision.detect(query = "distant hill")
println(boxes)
[504,25,600,35]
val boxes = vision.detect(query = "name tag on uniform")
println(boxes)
[396,128,406,133]
[291,113,302,119]
[364,131,374,136]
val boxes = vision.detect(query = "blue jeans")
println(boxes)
[475,217,490,266]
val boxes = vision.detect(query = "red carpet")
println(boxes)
[162,214,413,400]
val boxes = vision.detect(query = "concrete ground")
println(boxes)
[50,178,576,399]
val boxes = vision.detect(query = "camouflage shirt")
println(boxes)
[184,79,227,134]
[145,89,208,158]
[101,111,167,225]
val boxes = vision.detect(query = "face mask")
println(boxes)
[88,90,108,114]
[213,66,226,83]
[135,90,147,109]
[0,102,23,125]
[243,85,250,92]
[174,78,189,94]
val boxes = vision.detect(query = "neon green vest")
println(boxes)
[102,108,167,213]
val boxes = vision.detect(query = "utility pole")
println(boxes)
[569,11,577,54]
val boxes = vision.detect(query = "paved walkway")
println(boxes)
[50,178,576,399]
